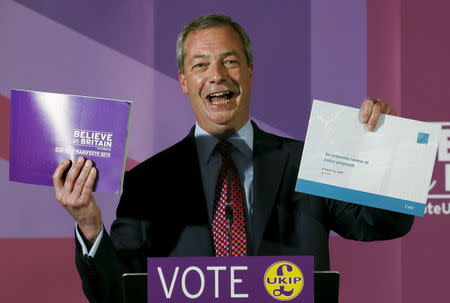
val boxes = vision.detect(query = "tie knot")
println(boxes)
[216,140,232,158]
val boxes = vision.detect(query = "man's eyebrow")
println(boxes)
[222,51,240,58]
[188,51,241,63]
[191,54,209,60]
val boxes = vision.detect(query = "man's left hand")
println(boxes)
[359,98,397,131]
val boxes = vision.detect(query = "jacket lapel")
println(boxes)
[182,123,290,256]
[177,128,214,255]
[251,122,290,254]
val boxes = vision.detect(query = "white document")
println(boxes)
[296,100,441,216]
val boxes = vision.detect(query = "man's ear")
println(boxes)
[248,63,254,84]
[178,71,188,95]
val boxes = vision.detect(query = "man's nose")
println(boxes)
[208,62,227,83]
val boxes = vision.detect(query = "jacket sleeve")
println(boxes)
[75,169,152,303]
[326,199,414,241]
[75,229,126,303]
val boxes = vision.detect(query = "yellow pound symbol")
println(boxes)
[264,261,304,301]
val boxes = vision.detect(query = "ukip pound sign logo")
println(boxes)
[264,261,304,301]
[426,122,450,215]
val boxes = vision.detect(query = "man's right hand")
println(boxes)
[53,156,102,245]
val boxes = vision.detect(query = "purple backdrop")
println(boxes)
[1,0,447,302]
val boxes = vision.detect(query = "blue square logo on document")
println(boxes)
[417,132,429,144]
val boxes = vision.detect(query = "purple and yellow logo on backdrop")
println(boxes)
[426,122,450,215]
[147,256,313,303]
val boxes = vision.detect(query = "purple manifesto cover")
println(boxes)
[9,89,132,195]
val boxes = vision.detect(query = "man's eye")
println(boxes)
[192,63,207,71]
[224,59,239,67]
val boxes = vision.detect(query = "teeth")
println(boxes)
[209,91,230,98]
[211,99,231,105]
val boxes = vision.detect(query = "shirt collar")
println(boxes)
[195,119,254,165]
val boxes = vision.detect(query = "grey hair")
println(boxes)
[176,14,253,73]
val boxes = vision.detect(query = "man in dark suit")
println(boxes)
[53,14,413,303]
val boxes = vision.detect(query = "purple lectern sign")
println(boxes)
[148,256,313,303]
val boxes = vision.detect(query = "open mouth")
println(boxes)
[206,91,236,105]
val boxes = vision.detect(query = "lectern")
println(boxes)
[122,271,339,303]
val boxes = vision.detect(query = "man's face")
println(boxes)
[178,25,253,136]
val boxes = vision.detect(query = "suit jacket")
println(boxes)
[75,122,414,303]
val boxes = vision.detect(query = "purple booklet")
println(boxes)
[9,89,132,195]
